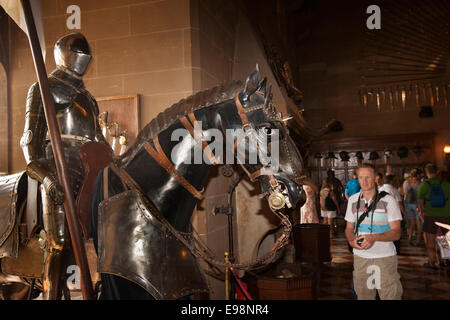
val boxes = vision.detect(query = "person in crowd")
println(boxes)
[399,171,411,237]
[379,174,406,254]
[385,164,400,188]
[300,183,319,224]
[375,172,384,188]
[320,180,340,238]
[399,172,410,199]
[403,170,422,246]
[345,163,403,300]
[326,169,344,205]
[418,163,450,269]
[345,171,361,200]
[385,164,394,176]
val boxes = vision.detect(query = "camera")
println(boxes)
[357,238,364,246]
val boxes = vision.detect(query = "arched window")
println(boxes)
[0,62,8,174]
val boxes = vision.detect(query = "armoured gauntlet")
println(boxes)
[26,160,65,204]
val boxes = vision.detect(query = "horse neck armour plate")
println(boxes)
[97,190,209,299]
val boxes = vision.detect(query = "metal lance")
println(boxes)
[363,91,368,111]
[428,83,435,107]
[389,88,394,110]
[443,82,448,107]
[395,86,400,109]
[422,84,427,104]
[20,0,94,300]
[401,87,406,110]
[415,83,420,106]
[435,85,440,105]
[376,88,381,112]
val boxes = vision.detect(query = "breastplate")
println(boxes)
[56,91,98,141]
[48,71,99,141]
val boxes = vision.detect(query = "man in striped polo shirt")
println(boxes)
[345,163,403,300]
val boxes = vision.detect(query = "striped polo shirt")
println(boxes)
[345,191,403,259]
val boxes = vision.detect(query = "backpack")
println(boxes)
[426,180,446,208]
[405,185,417,203]
[325,192,337,211]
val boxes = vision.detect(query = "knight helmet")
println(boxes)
[54,33,92,76]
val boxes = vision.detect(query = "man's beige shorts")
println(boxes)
[353,254,403,300]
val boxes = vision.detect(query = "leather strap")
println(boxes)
[144,137,204,200]
[180,113,218,165]
[233,95,280,188]
[103,167,109,200]
[250,167,278,188]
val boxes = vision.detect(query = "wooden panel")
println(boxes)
[245,262,316,300]
[96,94,140,155]
[247,274,314,300]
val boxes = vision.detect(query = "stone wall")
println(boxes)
[8,0,195,173]
[188,0,239,300]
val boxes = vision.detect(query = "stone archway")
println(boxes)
[0,62,8,173]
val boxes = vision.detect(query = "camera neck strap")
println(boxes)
[354,190,388,235]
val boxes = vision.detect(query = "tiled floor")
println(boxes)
[35,226,450,300]
[318,229,450,300]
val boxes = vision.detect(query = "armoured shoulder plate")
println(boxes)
[48,78,75,105]
[98,190,209,299]
[0,172,27,259]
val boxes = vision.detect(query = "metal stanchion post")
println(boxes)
[224,252,230,300]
